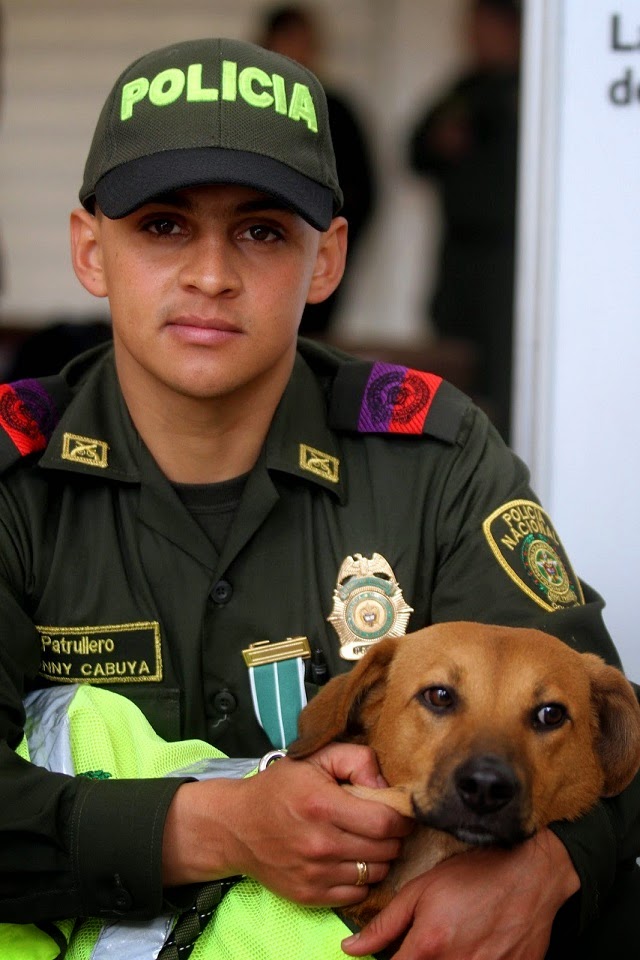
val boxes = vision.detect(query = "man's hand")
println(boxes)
[341,828,580,959]
[162,743,412,909]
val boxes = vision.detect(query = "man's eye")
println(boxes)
[243,224,282,243]
[145,218,181,236]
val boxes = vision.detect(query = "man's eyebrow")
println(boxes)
[143,191,193,210]
[140,192,296,216]
[235,197,296,215]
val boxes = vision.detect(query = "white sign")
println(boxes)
[515,1,640,674]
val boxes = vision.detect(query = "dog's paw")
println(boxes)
[343,783,414,817]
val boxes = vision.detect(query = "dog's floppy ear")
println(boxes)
[288,637,399,759]
[583,653,640,796]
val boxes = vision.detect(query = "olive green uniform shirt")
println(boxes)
[0,340,637,946]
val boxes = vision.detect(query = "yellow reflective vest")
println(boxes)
[1,685,372,960]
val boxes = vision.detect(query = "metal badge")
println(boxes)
[328,553,413,660]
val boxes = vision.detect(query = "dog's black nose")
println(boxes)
[455,756,519,815]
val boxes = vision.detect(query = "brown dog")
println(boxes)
[288,622,640,924]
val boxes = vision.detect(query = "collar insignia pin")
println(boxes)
[299,443,339,483]
[62,432,109,468]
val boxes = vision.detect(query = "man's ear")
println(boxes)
[70,207,108,299]
[306,216,348,305]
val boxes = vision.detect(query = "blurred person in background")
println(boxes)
[258,4,377,338]
[408,0,521,441]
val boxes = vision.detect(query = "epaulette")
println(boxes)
[329,360,469,443]
[0,375,71,473]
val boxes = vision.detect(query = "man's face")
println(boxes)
[71,184,345,404]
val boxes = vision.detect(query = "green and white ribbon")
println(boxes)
[249,657,307,749]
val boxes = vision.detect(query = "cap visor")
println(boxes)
[92,148,335,230]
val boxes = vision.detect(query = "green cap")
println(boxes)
[80,37,343,230]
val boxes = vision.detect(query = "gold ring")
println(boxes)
[355,860,369,886]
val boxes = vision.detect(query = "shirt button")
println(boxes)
[112,875,132,912]
[211,579,233,604]
[213,689,237,714]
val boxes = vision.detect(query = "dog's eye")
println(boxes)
[533,703,568,730]
[420,686,456,712]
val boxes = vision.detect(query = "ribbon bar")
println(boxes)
[242,636,311,668]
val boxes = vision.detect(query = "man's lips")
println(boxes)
[165,315,243,344]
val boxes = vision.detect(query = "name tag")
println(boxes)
[36,621,163,683]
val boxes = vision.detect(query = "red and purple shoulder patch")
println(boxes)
[0,379,59,459]
[330,361,468,443]
[356,362,443,433]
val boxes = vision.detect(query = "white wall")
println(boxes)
[0,0,466,340]
[514,0,640,675]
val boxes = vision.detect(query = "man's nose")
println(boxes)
[179,235,241,297]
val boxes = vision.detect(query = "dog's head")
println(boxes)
[289,622,640,848]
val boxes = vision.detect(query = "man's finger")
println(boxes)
[341,883,419,956]
[310,742,386,789]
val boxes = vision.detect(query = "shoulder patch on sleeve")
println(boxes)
[329,360,469,443]
[0,378,64,471]
[482,499,585,611]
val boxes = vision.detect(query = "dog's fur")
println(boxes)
[288,622,640,924]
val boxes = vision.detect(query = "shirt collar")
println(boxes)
[39,347,141,481]
[265,351,346,502]
[39,346,346,501]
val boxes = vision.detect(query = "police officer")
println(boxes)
[0,37,637,960]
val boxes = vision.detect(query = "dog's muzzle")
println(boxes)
[416,753,530,847]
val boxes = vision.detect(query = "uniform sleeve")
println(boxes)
[0,570,186,923]
[429,406,640,931]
